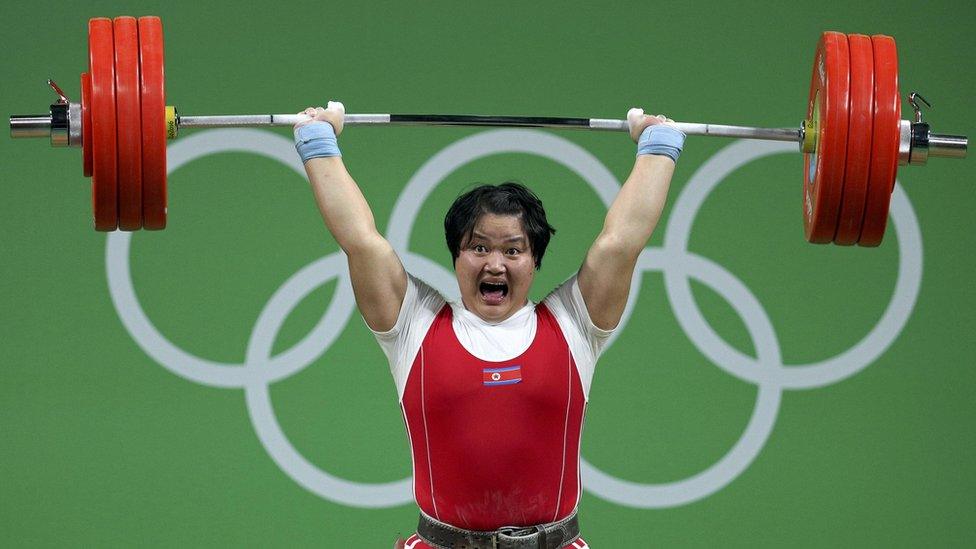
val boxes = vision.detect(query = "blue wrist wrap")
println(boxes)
[294,121,341,163]
[636,124,686,163]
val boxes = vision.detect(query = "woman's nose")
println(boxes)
[484,251,506,272]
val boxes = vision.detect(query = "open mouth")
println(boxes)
[479,281,509,305]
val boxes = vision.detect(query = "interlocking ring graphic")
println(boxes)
[105,128,922,509]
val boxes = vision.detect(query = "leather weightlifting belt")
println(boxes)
[417,510,580,549]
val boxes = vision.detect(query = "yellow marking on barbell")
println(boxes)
[165,106,178,139]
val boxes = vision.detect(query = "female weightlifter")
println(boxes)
[294,102,684,548]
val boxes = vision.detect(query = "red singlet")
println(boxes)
[400,303,587,531]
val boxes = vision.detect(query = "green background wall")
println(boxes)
[2,1,974,546]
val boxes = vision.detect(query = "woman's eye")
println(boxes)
[474,245,488,253]
[506,248,520,255]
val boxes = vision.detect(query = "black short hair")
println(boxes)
[444,182,556,270]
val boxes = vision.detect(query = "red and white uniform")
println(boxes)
[373,274,611,548]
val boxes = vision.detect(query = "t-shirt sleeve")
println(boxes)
[368,273,446,399]
[542,273,614,398]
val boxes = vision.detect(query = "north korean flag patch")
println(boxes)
[483,365,522,386]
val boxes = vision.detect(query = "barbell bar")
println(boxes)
[8,17,969,245]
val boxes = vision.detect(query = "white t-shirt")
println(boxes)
[370,273,613,400]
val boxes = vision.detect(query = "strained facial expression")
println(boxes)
[455,214,536,322]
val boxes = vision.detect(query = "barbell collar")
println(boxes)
[910,122,931,165]
[9,103,82,147]
[50,103,69,147]
[904,123,968,166]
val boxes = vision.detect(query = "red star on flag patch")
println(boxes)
[482,365,522,386]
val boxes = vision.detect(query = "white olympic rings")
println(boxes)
[105,128,922,509]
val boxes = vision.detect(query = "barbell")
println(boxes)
[8,16,969,245]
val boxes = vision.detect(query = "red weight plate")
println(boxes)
[138,16,167,230]
[833,34,874,245]
[81,71,93,177]
[802,32,850,243]
[89,18,118,231]
[858,35,900,247]
[114,16,143,230]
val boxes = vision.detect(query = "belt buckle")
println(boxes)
[493,525,537,549]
